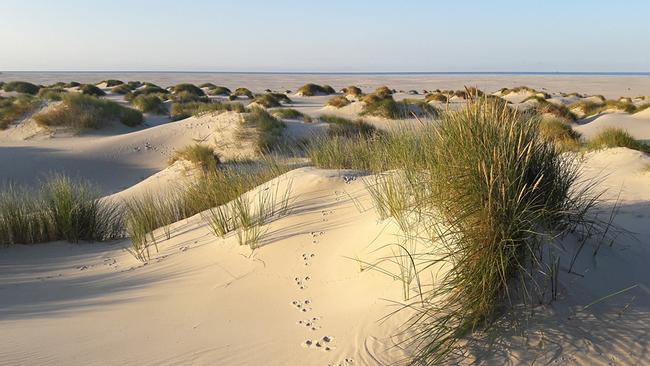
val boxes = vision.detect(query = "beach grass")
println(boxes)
[242,107,287,152]
[538,117,582,152]
[326,95,351,108]
[34,93,143,129]
[3,81,40,95]
[587,127,650,152]
[169,144,220,171]
[170,100,246,120]
[296,83,336,96]
[0,175,123,245]
[79,84,106,96]
[0,95,41,129]
[131,94,167,114]
[270,108,312,122]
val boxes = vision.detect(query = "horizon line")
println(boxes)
[2,70,650,76]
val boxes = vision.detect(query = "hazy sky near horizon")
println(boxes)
[1,0,649,72]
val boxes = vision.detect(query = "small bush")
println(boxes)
[0,95,41,129]
[34,93,142,129]
[326,95,351,108]
[588,127,649,152]
[131,94,167,114]
[296,83,336,96]
[3,81,40,95]
[169,144,220,171]
[79,84,106,96]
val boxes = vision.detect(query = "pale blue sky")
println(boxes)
[1,0,648,72]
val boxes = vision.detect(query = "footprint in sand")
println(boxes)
[296,316,321,331]
[302,335,335,351]
[309,231,324,244]
[294,275,310,290]
[291,299,312,312]
[302,253,315,266]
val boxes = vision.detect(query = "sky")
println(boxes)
[1,0,649,72]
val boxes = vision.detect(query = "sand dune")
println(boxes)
[575,110,650,143]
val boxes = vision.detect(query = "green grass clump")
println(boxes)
[252,93,291,108]
[389,99,596,363]
[37,87,68,101]
[636,103,650,113]
[342,85,363,97]
[569,99,604,116]
[0,95,41,129]
[124,158,290,260]
[587,127,649,152]
[570,99,637,117]
[533,97,576,121]
[296,83,336,96]
[34,93,142,129]
[232,87,254,99]
[111,84,133,94]
[3,81,40,95]
[318,115,378,138]
[171,83,205,96]
[170,91,208,103]
[131,94,167,114]
[100,80,124,87]
[169,144,220,171]
[243,107,287,152]
[125,85,169,101]
[538,118,582,152]
[207,86,232,96]
[326,95,351,108]
[170,100,246,121]
[271,108,312,122]
[0,175,123,245]
[79,84,106,96]
[425,92,448,103]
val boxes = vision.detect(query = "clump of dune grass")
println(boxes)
[0,175,123,245]
[636,103,650,114]
[124,157,291,260]
[169,144,220,171]
[531,97,576,121]
[169,91,208,104]
[425,92,448,103]
[170,83,205,96]
[242,107,287,152]
[326,95,351,108]
[317,115,379,138]
[361,92,434,119]
[232,87,254,99]
[79,84,106,96]
[207,86,232,96]
[538,118,582,152]
[100,80,124,87]
[34,93,142,129]
[37,87,68,101]
[111,84,134,94]
[296,83,336,96]
[342,86,363,98]
[380,99,600,363]
[3,81,40,95]
[570,99,637,117]
[125,84,169,101]
[271,108,312,122]
[0,95,41,129]
[252,93,291,108]
[131,94,167,114]
[170,100,246,121]
[587,127,649,152]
